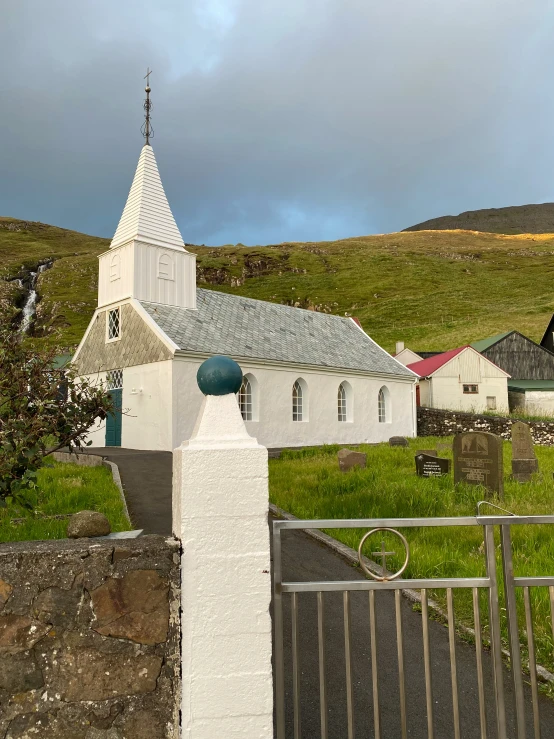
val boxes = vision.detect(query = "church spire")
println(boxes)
[110,73,185,251]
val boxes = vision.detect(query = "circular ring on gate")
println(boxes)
[357,527,410,582]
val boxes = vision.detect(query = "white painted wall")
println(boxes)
[524,391,554,416]
[172,356,417,449]
[98,241,196,310]
[419,348,509,413]
[82,360,173,450]
[395,348,423,366]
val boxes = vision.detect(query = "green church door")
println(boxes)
[105,387,123,447]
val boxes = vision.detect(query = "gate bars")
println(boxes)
[272,514,554,739]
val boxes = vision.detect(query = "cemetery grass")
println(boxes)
[0,462,130,542]
[269,438,554,687]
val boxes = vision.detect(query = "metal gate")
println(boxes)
[272,512,554,739]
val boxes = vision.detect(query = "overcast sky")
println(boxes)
[2,0,554,245]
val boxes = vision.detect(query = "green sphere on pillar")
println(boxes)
[197,355,243,396]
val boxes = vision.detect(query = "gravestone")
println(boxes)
[389,436,409,448]
[416,450,438,457]
[338,448,367,472]
[453,431,504,498]
[511,421,539,483]
[415,454,451,477]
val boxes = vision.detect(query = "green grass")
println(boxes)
[4,217,554,354]
[270,438,554,679]
[0,462,130,542]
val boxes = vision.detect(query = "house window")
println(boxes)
[107,369,123,390]
[293,380,303,422]
[338,383,347,422]
[107,308,121,342]
[487,396,497,410]
[238,376,253,421]
[463,384,478,394]
[378,386,390,423]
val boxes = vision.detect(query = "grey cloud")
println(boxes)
[2,0,554,245]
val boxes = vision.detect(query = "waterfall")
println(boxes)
[19,261,53,334]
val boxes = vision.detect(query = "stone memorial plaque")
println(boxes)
[416,450,438,457]
[338,448,366,472]
[511,421,538,482]
[389,436,409,448]
[453,432,503,497]
[415,454,450,477]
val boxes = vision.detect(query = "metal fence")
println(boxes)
[272,513,554,739]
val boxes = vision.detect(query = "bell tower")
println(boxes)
[98,73,196,310]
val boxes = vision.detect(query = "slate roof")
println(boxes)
[140,289,415,378]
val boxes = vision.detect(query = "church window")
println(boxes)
[378,386,390,423]
[107,307,121,342]
[238,376,253,421]
[338,383,347,421]
[338,381,352,422]
[293,379,306,422]
[107,369,123,390]
[158,252,175,281]
[109,253,121,281]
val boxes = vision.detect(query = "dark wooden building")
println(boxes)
[472,331,554,414]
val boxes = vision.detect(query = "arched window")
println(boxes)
[109,253,121,282]
[338,383,347,422]
[158,252,175,281]
[293,380,303,422]
[238,376,253,421]
[378,386,390,423]
[338,381,353,422]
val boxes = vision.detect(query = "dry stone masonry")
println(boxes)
[0,535,180,739]
[418,406,554,446]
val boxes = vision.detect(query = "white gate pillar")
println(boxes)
[173,356,273,738]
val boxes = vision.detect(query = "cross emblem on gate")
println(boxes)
[372,540,396,573]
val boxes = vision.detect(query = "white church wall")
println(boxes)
[133,242,196,309]
[98,243,134,308]
[121,360,173,450]
[172,356,416,449]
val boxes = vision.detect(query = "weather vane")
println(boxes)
[141,68,153,145]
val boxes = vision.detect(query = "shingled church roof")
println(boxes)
[140,289,416,377]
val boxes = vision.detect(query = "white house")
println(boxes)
[73,141,418,450]
[407,346,510,413]
[394,341,424,367]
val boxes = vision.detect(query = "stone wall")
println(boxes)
[0,535,180,739]
[417,406,554,445]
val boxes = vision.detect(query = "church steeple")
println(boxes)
[97,74,196,310]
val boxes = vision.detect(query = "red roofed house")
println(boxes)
[407,346,510,413]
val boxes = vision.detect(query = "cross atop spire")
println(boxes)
[141,68,153,145]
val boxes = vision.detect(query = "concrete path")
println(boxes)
[88,448,172,535]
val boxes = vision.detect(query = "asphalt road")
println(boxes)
[87,448,554,736]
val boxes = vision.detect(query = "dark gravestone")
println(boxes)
[415,454,451,477]
[416,450,438,457]
[511,421,539,483]
[453,432,504,498]
[338,448,367,472]
[389,436,409,448]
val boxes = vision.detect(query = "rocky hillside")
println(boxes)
[404,203,554,235]
[3,217,554,354]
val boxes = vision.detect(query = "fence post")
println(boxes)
[173,356,273,738]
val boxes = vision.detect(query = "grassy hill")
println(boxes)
[2,216,554,355]
[404,203,554,235]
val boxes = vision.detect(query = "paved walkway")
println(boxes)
[88,448,554,735]
[88,448,172,534]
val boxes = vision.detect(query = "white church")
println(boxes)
[73,137,418,450]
